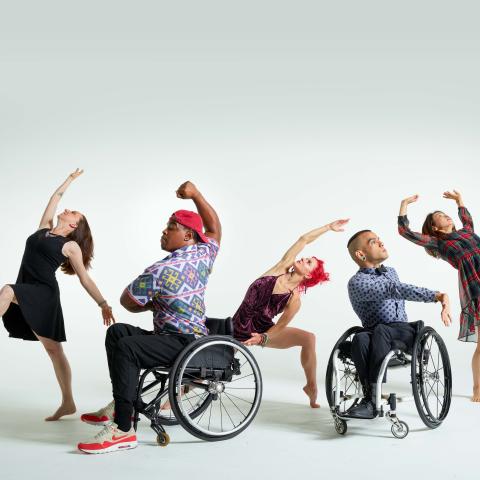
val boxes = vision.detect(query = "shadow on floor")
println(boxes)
[255,398,434,439]
[0,394,438,447]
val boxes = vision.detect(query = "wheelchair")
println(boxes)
[133,317,262,446]
[325,321,452,439]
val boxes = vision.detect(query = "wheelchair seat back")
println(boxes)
[186,344,235,373]
[183,318,236,378]
[205,317,234,336]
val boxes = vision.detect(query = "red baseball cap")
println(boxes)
[170,210,209,243]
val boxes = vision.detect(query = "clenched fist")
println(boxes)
[176,181,199,200]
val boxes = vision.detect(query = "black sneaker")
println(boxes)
[345,398,376,419]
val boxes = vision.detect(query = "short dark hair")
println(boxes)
[347,230,372,248]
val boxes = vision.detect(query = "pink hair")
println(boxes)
[298,257,329,294]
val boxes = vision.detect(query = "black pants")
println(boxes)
[105,323,195,431]
[351,322,416,388]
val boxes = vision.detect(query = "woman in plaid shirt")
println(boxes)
[398,190,480,402]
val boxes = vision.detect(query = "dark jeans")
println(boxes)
[105,323,195,431]
[350,322,416,388]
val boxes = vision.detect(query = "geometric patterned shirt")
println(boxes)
[126,238,220,337]
[347,266,437,329]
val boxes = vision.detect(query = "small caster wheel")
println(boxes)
[391,421,409,439]
[334,418,347,435]
[156,432,170,447]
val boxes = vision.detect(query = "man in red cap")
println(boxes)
[78,181,222,454]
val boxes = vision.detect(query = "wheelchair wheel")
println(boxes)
[411,327,452,428]
[334,418,347,435]
[156,432,170,447]
[169,335,262,442]
[391,421,409,439]
[137,368,213,426]
[325,327,363,412]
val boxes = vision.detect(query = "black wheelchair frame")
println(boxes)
[133,317,263,446]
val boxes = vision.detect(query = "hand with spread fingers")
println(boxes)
[443,189,464,207]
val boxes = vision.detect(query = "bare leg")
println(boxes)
[0,285,16,315]
[472,327,480,402]
[267,327,320,408]
[35,334,77,420]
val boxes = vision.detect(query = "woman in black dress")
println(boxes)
[0,169,115,420]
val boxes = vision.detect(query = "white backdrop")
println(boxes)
[0,2,479,470]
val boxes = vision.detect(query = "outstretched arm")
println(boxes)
[176,181,222,244]
[63,241,115,326]
[348,275,438,303]
[444,190,473,232]
[243,293,301,346]
[263,219,349,276]
[398,195,439,250]
[38,169,84,230]
[348,275,451,326]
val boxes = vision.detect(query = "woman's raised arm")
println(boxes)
[263,219,349,276]
[38,169,84,230]
[398,195,439,250]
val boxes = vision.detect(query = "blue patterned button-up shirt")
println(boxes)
[347,266,437,328]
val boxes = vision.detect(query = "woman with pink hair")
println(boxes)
[233,219,349,408]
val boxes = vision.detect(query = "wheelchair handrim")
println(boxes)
[412,328,452,425]
[325,327,363,409]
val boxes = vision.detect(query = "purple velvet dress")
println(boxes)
[232,276,292,341]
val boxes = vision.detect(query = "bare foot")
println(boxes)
[45,402,77,421]
[472,387,480,402]
[161,400,172,410]
[161,385,191,410]
[303,385,320,408]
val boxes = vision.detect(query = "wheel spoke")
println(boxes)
[224,387,256,390]
[208,398,213,430]
[224,391,248,418]
[222,391,253,405]
[229,373,254,383]
[195,404,208,425]
[220,394,237,428]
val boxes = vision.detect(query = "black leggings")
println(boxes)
[105,323,195,431]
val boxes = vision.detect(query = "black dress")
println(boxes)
[2,228,69,342]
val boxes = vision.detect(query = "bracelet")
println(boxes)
[260,333,269,347]
[98,300,108,308]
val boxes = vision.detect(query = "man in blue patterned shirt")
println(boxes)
[345,229,451,418]
[79,181,222,454]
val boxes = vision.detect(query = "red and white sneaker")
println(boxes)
[81,400,115,426]
[78,422,137,454]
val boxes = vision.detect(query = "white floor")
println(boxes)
[1,369,478,480]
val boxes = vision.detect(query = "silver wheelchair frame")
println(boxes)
[326,322,452,439]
